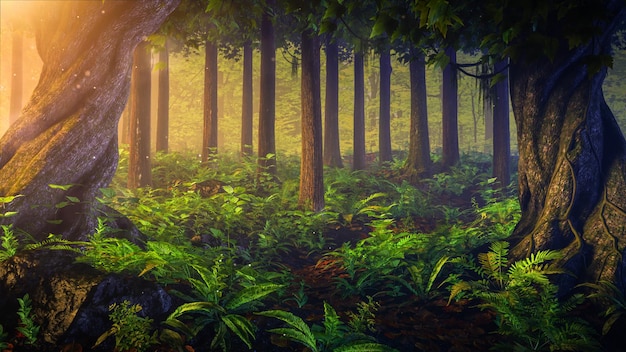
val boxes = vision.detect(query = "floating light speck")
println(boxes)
[76,84,81,89]
[84,70,91,77]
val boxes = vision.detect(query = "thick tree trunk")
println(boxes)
[156,43,169,154]
[441,47,459,168]
[202,39,219,163]
[128,41,152,189]
[241,41,253,157]
[258,3,276,175]
[323,39,343,168]
[0,1,179,241]
[492,59,510,188]
[9,29,23,126]
[353,51,366,170]
[509,7,626,292]
[299,31,324,212]
[404,52,432,179]
[379,49,392,164]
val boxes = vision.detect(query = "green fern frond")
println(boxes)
[225,283,282,311]
[448,281,471,304]
[257,310,317,352]
[221,314,255,349]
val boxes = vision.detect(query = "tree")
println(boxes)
[404,50,432,179]
[323,37,343,167]
[128,41,153,189]
[202,38,219,162]
[299,30,324,211]
[156,42,170,154]
[378,48,393,163]
[0,1,179,241]
[352,49,367,170]
[241,41,254,157]
[441,46,459,168]
[492,59,510,189]
[258,1,277,175]
[9,28,23,126]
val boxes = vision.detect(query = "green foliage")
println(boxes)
[0,194,22,218]
[579,280,626,336]
[0,324,8,350]
[258,301,396,352]
[163,256,283,351]
[0,225,19,261]
[93,301,156,352]
[16,294,40,346]
[449,242,599,351]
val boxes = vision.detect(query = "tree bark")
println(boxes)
[353,50,367,170]
[441,47,459,168]
[202,39,219,163]
[0,1,179,241]
[156,43,169,154]
[492,59,511,188]
[241,41,254,157]
[128,41,152,189]
[404,51,432,180]
[509,4,626,293]
[323,38,343,168]
[9,29,23,126]
[379,49,392,164]
[258,3,276,175]
[299,31,324,212]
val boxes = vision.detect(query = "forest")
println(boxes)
[0,0,625,351]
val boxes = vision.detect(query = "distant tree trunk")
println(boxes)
[156,43,169,154]
[0,1,179,241]
[9,29,23,125]
[258,3,276,175]
[323,38,343,168]
[202,39,218,163]
[508,0,626,294]
[441,47,459,168]
[353,50,366,170]
[379,49,392,163]
[492,59,510,188]
[299,30,324,212]
[128,41,152,189]
[241,41,253,157]
[404,51,432,179]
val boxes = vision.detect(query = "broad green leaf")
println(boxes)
[225,283,282,310]
[48,184,74,191]
[221,314,255,349]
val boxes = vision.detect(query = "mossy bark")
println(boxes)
[0,1,179,241]
[509,7,626,292]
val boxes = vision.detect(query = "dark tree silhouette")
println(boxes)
[378,48,393,163]
[156,43,170,154]
[323,38,343,168]
[352,50,367,170]
[441,46,459,168]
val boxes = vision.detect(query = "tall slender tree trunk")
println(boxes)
[508,2,626,293]
[156,43,169,154]
[0,1,179,241]
[404,51,432,179]
[323,38,343,168]
[379,49,392,164]
[258,3,276,175]
[9,29,23,126]
[353,50,366,170]
[299,31,324,212]
[128,41,152,189]
[492,59,510,189]
[441,47,459,168]
[202,39,218,163]
[241,41,254,157]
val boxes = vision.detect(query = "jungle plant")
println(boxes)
[16,294,40,346]
[93,301,156,352]
[449,241,599,351]
[579,280,626,335]
[397,255,451,300]
[0,225,19,262]
[0,324,8,350]
[0,194,21,219]
[163,256,283,351]
[285,281,309,308]
[257,301,396,352]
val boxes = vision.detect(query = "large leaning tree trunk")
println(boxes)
[0,1,180,242]
[509,3,626,293]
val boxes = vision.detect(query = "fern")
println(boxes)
[257,309,318,352]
